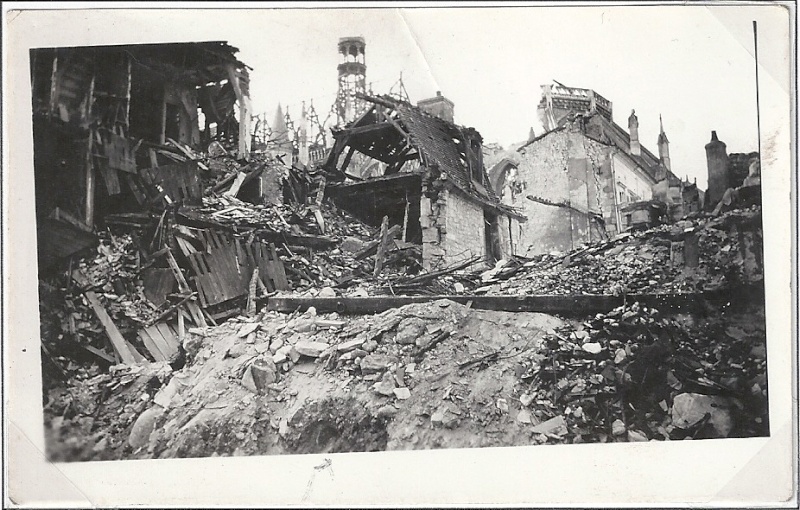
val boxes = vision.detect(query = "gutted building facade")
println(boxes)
[490,82,693,256]
[321,95,525,270]
[30,42,252,270]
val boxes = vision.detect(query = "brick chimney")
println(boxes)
[628,110,641,156]
[417,91,455,123]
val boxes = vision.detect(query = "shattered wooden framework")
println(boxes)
[321,95,524,270]
[322,94,523,219]
[30,42,253,239]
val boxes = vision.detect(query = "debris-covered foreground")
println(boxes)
[44,289,767,460]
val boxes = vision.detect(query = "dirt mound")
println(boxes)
[44,294,767,461]
[286,397,390,454]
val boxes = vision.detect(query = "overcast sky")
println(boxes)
[220,5,789,189]
[14,4,792,189]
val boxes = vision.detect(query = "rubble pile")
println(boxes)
[77,232,161,325]
[477,206,763,296]
[518,299,768,443]
[38,230,161,374]
[42,290,768,460]
[43,300,565,459]
[44,363,174,461]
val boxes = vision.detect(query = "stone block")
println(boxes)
[294,341,329,358]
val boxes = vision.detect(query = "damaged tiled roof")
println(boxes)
[376,96,502,204]
[584,114,680,183]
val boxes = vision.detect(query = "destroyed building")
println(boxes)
[30,40,768,464]
[320,94,526,270]
[30,42,305,366]
[704,130,761,214]
[31,42,256,269]
[488,82,701,255]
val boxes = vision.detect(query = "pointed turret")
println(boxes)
[298,102,309,166]
[705,130,729,206]
[628,109,640,156]
[272,104,290,146]
[657,114,671,171]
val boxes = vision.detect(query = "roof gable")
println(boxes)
[324,94,506,207]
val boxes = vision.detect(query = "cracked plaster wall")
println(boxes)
[507,128,613,255]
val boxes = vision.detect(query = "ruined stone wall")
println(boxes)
[497,214,514,258]
[513,130,570,254]
[420,183,488,270]
[512,129,613,255]
[443,188,486,264]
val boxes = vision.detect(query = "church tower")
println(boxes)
[335,37,367,125]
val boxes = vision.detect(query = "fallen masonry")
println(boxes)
[43,268,767,460]
[40,195,768,460]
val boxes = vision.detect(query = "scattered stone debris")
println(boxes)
[42,272,767,460]
[474,206,763,296]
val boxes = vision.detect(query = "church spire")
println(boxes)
[657,114,671,171]
[658,114,669,144]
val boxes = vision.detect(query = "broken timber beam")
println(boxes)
[354,224,402,260]
[264,293,707,316]
[71,270,143,364]
[373,216,390,278]
[165,249,207,327]
[224,171,247,197]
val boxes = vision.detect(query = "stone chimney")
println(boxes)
[417,91,455,123]
[628,110,641,156]
[657,115,671,171]
[705,130,729,206]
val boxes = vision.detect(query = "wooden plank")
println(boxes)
[72,270,140,364]
[165,249,190,293]
[177,309,185,342]
[82,344,116,364]
[125,174,147,205]
[129,344,147,363]
[149,148,159,168]
[224,171,247,197]
[84,136,95,227]
[138,329,167,362]
[165,248,206,326]
[155,322,179,358]
[264,293,706,316]
[51,207,92,233]
[270,242,290,290]
[147,324,174,360]
[373,216,390,278]
[187,301,207,328]
[254,241,289,292]
[191,275,210,308]
[354,225,402,260]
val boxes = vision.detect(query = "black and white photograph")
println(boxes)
[4,3,796,507]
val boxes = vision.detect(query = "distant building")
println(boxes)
[417,91,455,123]
[490,81,690,255]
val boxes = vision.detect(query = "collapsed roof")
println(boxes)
[322,94,518,215]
